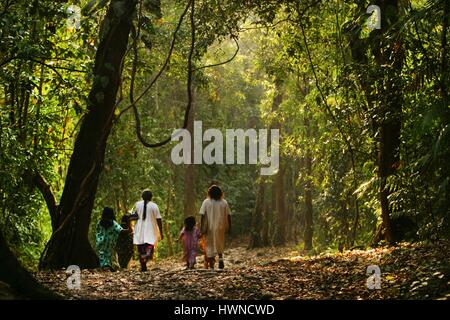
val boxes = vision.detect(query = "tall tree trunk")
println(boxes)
[249,177,266,248]
[346,0,404,245]
[303,107,313,251]
[262,195,270,246]
[303,155,313,250]
[164,181,174,256]
[184,85,196,217]
[271,78,286,245]
[440,0,449,103]
[349,192,360,247]
[274,164,286,245]
[269,182,277,243]
[373,0,404,244]
[40,0,137,269]
[287,165,297,242]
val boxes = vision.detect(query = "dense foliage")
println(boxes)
[0,0,449,270]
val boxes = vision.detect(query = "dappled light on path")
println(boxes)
[36,241,449,300]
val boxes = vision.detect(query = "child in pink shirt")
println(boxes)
[178,216,200,269]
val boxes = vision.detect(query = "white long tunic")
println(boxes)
[199,198,231,258]
[133,200,162,245]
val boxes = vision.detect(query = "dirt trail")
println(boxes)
[35,241,450,300]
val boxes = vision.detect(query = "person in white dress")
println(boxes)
[131,189,164,271]
[199,185,232,269]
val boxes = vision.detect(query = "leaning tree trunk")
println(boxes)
[0,232,59,299]
[40,0,137,269]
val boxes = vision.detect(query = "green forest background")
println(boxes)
[0,0,449,270]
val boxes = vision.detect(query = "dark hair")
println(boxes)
[100,207,115,229]
[184,216,196,232]
[142,189,153,201]
[121,215,130,228]
[208,185,223,201]
[142,189,153,220]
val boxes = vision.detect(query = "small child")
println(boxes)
[116,214,134,269]
[95,207,123,270]
[178,216,200,269]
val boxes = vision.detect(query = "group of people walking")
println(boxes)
[95,185,232,271]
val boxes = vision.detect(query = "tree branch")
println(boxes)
[117,0,193,119]
[193,36,239,72]
[33,172,58,230]
[131,0,196,148]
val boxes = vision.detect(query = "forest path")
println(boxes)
[35,241,450,300]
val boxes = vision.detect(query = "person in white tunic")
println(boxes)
[199,185,231,269]
[131,190,163,271]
